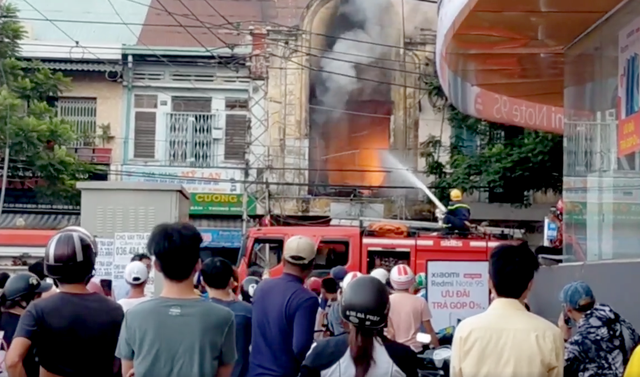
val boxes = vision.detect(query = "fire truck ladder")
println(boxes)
[330,217,525,239]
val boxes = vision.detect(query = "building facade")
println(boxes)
[437,0,637,259]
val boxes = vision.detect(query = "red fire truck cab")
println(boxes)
[237,218,524,281]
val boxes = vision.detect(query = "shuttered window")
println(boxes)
[224,114,248,161]
[58,97,97,147]
[134,112,157,158]
[133,94,158,159]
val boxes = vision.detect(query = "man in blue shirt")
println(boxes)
[248,235,319,377]
[201,257,252,377]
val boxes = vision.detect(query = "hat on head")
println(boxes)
[125,261,149,285]
[560,281,595,310]
[330,266,348,283]
[283,235,317,265]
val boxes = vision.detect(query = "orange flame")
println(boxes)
[322,101,392,186]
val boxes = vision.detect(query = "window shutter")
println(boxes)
[57,97,97,147]
[133,111,157,159]
[224,114,248,161]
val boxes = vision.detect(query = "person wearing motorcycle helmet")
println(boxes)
[201,257,252,377]
[1,273,52,377]
[326,271,363,337]
[6,227,124,377]
[388,265,439,351]
[241,276,261,304]
[305,276,322,296]
[415,272,426,291]
[370,268,389,285]
[299,275,419,377]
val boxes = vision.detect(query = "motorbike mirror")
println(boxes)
[416,333,432,344]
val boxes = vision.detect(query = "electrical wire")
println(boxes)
[15,3,436,181]
[9,16,250,29]
[202,0,236,30]
[22,169,433,191]
[152,0,238,71]
[278,45,424,76]
[19,0,120,70]
[106,0,206,92]
[271,52,427,91]
[120,0,436,54]
[18,46,430,120]
[175,0,233,49]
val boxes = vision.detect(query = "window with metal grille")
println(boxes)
[133,94,158,159]
[224,114,248,161]
[167,96,217,167]
[57,97,97,147]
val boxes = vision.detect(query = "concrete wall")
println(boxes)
[528,260,640,328]
[65,72,123,163]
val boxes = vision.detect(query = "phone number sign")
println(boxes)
[427,261,489,331]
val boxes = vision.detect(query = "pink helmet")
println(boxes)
[390,264,415,290]
[341,271,363,290]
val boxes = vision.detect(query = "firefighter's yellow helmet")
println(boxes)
[450,189,463,201]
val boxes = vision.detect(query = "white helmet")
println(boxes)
[341,271,363,290]
[370,268,389,284]
[390,264,415,290]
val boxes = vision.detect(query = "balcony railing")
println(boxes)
[69,146,112,164]
[165,112,221,168]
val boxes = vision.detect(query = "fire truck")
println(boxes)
[236,217,525,281]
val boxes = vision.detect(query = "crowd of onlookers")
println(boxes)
[0,224,639,377]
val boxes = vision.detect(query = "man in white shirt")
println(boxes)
[113,254,152,301]
[117,261,151,312]
[450,243,564,377]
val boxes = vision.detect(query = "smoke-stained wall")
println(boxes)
[309,0,404,191]
[262,0,440,214]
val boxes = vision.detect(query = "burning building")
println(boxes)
[260,0,434,215]
[308,0,402,194]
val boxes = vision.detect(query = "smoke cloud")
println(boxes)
[312,0,399,125]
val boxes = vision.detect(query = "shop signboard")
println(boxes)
[427,261,489,331]
[190,193,257,215]
[200,229,243,248]
[618,16,640,156]
[121,166,242,194]
[114,233,154,295]
[95,238,114,280]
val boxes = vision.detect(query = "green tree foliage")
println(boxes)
[0,3,97,205]
[422,75,563,207]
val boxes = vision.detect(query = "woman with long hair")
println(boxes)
[299,275,419,377]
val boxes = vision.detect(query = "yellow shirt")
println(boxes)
[450,298,565,377]
[624,347,640,377]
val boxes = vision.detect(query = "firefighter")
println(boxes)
[443,188,471,233]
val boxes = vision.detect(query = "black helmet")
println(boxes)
[341,275,389,329]
[57,226,99,252]
[240,276,261,303]
[45,227,97,281]
[0,273,53,308]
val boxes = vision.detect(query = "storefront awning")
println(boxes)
[437,0,627,133]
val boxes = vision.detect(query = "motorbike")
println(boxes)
[416,332,453,377]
